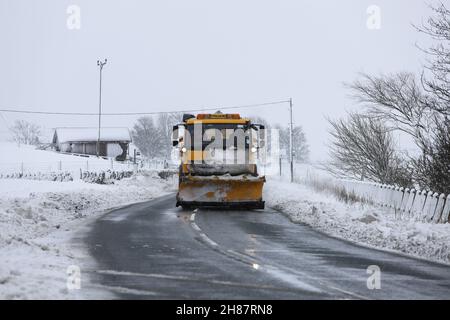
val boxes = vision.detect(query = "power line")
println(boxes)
[0,99,290,116]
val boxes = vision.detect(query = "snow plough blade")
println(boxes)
[176,175,265,209]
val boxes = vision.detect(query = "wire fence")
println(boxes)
[0,158,171,180]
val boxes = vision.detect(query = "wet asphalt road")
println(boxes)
[86,193,450,299]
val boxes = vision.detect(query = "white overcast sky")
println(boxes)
[0,0,438,160]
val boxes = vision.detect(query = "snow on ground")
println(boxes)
[0,179,104,199]
[0,172,176,299]
[1,150,448,298]
[0,141,136,174]
[264,178,450,265]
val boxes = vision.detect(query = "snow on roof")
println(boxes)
[53,127,131,143]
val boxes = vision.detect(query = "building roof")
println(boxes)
[53,127,132,143]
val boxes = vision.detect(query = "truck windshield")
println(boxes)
[185,123,251,150]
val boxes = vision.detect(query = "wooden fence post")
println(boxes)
[394,187,404,218]
[413,190,427,220]
[432,193,446,223]
[421,191,434,221]
[440,194,450,224]
[425,192,439,222]
[399,188,410,219]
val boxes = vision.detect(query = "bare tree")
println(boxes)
[347,72,434,147]
[326,113,411,185]
[251,116,310,163]
[342,4,450,190]
[348,4,450,139]
[156,112,183,159]
[131,117,165,158]
[276,125,310,163]
[416,3,450,116]
[412,118,450,193]
[10,120,41,145]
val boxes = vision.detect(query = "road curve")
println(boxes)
[86,193,450,299]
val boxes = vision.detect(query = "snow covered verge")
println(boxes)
[0,172,176,299]
[264,179,450,265]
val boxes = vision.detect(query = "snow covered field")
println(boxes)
[0,172,176,299]
[264,178,450,265]
[0,142,124,174]
[0,142,167,176]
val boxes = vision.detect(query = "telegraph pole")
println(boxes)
[96,59,107,157]
[289,98,294,183]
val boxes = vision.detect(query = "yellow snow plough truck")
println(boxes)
[172,112,266,210]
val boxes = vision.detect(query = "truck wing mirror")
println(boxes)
[253,124,265,148]
[172,124,186,147]
[172,125,179,146]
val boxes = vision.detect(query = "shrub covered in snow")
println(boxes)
[0,171,74,182]
[80,170,135,184]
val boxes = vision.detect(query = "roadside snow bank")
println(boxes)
[264,179,450,265]
[0,171,176,299]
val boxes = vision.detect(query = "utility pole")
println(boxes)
[289,98,294,183]
[96,58,107,157]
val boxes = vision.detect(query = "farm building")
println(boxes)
[52,127,132,161]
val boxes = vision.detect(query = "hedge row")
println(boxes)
[0,171,73,182]
[80,170,135,184]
